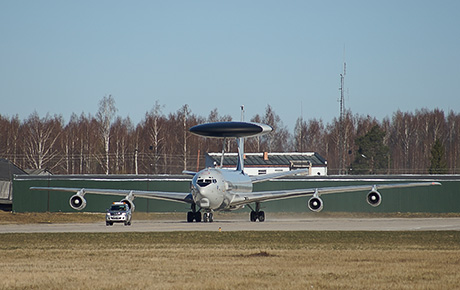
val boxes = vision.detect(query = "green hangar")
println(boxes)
[12,174,459,213]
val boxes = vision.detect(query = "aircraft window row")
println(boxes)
[197,179,217,187]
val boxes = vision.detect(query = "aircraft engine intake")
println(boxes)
[308,196,323,212]
[120,191,135,212]
[69,191,87,210]
[366,190,382,207]
[120,198,135,212]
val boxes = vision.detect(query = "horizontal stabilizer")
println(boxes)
[189,122,272,138]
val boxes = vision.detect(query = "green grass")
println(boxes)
[2,231,459,250]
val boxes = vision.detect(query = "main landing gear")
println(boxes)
[187,203,214,223]
[187,211,201,222]
[248,202,265,222]
[187,203,201,222]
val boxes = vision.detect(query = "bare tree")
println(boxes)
[181,105,190,171]
[77,113,99,174]
[260,105,291,152]
[111,116,134,174]
[0,115,21,166]
[62,113,78,174]
[306,119,326,155]
[2,105,460,175]
[390,111,418,173]
[324,110,355,174]
[141,101,165,174]
[446,111,460,172]
[205,108,233,154]
[294,117,326,154]
[294,117,307,152]
[248,114,263,152]
[96,95,118,175]
[23,112,63,170]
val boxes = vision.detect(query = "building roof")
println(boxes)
[206,152,327,167]
[24,168,52,176]
[0,159,27,181]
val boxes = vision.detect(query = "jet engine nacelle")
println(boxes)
[69,190,87,210]
[120,191,135,212]
[120,198,135,212]
[367,190,382,207]
[308,196,324,212]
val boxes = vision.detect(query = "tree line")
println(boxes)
[0,96,458,175]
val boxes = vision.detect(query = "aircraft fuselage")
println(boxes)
[191,168,252,211]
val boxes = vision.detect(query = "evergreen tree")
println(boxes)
[429,139,448,174]
[350,125,389,174]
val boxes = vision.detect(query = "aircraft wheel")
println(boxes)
[195,212,202,222]
[250,211,257,222]
[203,212,214,223]
[187,212,194,222]
[258,211,265,222]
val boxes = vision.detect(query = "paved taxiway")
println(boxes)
[1,217,460,233]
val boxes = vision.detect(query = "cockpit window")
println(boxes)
[197,179,214,187]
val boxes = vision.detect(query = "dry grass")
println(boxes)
[0,231,459,289]
[0,211,186,224]
[0,211,104,224]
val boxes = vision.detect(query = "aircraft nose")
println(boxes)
[196,184,210,197]
[192,179,210,198]
[192,183,212,209]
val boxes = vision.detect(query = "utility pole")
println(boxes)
[300,101,304,153]
[338,62,346,175]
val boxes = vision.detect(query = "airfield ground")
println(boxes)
[2,211,460,224]
[0,212,459,289]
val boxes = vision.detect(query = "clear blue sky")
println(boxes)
[1,1,459,130]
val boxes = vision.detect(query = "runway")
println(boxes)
[1,217,460,233]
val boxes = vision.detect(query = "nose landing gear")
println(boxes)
[203,212,214,223]
[187,203,215,222]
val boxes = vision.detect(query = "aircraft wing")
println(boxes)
[230,182,441,207]
[250,169,309,183]
[182,170,197,176]
[30,187,194,204]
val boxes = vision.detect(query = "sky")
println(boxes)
[1,1,459,131]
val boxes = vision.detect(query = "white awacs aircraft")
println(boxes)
[31,121,440,222]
